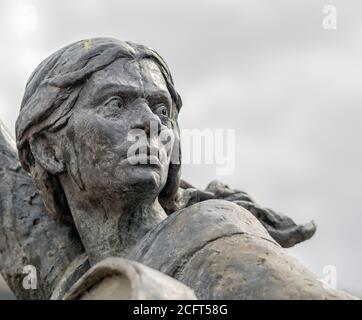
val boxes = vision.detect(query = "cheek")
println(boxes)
[159,129,177,163]
[66,113,129,177]
[159,126,172,145]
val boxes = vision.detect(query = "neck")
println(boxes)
[62,186,167,265]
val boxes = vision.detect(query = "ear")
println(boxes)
[29,134,66,174]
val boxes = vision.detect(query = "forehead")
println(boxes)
[83,58,169,103]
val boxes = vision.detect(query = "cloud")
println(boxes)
[0,0,361,294]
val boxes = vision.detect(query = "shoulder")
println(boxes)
[127,199,277,273]
[173,199,273,241]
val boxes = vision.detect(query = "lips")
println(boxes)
[121,154,162,167]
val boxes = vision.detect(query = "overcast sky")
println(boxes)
[0,0,361,296]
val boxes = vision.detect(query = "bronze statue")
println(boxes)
[0,38,355,299]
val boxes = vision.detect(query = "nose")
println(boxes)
[130,99,162,136]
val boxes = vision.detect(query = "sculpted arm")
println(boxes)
[174,179,316,248]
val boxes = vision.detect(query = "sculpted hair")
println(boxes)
[16,37,182,221]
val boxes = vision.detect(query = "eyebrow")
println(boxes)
[145,90,171,102]
[90,83,141,105]
[91,82,171,105]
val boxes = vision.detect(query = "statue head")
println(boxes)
[16,38,182,224]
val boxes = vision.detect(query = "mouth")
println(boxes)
[120,154,162,167]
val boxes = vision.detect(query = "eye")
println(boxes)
[154,104,169,118]
[105,96,124,109]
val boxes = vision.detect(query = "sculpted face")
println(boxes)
[61,58,175,200]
